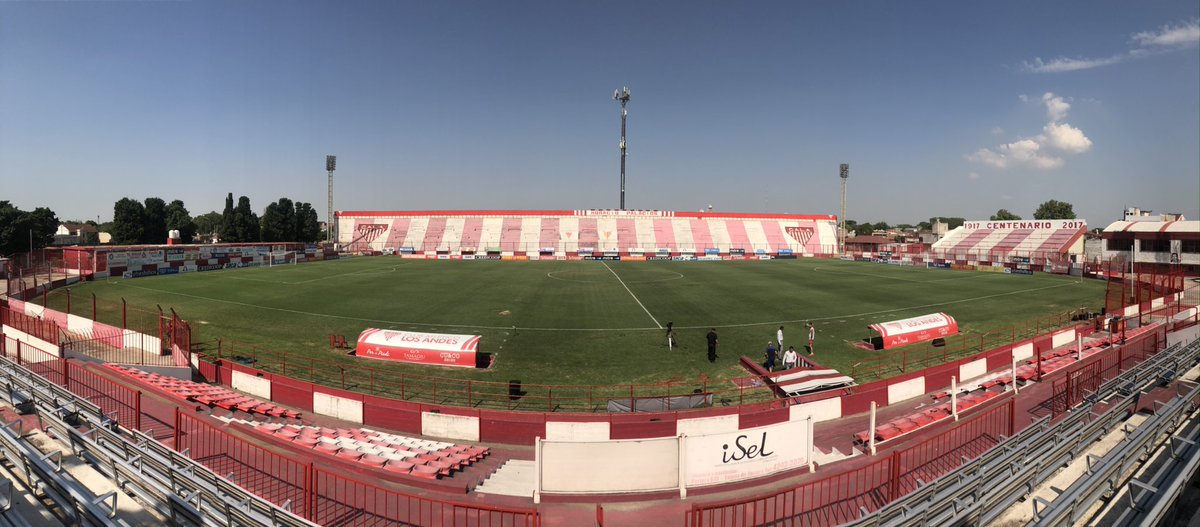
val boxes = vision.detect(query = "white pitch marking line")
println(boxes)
[601,261,662,329]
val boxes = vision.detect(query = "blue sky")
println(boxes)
[1,1,1197,227]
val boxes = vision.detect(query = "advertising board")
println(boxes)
[355,329,480,368]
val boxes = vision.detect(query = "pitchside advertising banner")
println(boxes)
[684,419,812,487]
[869,312,959,349]
[355,329,480,367]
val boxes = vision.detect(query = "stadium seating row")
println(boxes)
[217,417,489,479]
[854,390,1002,446]
[340,214,837,255]
[104,364,301,418]
[932,225,1083,259]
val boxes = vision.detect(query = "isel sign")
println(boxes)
[354,329,480,368]
[684,420,809,487]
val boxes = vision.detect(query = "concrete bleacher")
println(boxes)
[931,220,1086,260]
[338,211,838,254]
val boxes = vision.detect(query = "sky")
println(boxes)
[1,1,1197,228]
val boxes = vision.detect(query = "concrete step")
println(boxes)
[475,459,536,498]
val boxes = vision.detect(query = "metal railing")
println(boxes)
[840,325,1200,527]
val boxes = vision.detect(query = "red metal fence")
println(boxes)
[201,339,775,412]
[175,411,540,526]
[685,397,1015,527]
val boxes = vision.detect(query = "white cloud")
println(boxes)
[966,91,1090,170]
[1042,92,1070,122]
[1133,20,1200,47]
[1023,55,1124,73]
[968,172,980,180]
[1042,122,1092,153]
[1023,19,1199,73]
[990,127,1004,136]
[1018,94,1030,102]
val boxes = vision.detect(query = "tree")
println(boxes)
[142,197,168,244]
[260,197,299,242]
[165,200,196,243]
[219,193,237,242]
[1033,199,1076,220]
[990,209,1022,221]
[295,202,321,242]
[234,196,259,242]
[193,211,222,242]
[112,198,146,245]
[0,201,59,255]
[259,202,281,242]
[917,221,932,231]
[854,222,874,236]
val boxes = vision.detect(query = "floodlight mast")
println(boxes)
[326,155,336,244]
[839,163,849,255]
[614,87,631,210]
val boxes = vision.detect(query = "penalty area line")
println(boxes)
[602,261,663,329]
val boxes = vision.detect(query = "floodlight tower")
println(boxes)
[326,155,336,244]
[613,87,631,210]
[839,163,849,254]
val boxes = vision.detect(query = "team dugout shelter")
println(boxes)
[335,209,839,259]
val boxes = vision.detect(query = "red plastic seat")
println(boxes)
[909,413,934,427]
[335,449,363,461]
[875,425,901,441]
[411,465,439,479]
[384,461,414,474]
[892,419,918,434]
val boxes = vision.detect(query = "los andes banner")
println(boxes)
[868,312,958,349]
[355,329,480,367]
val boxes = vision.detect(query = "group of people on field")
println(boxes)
[663,321,815,371]
[762,323,815,372]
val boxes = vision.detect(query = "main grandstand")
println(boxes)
[335,209,839,256]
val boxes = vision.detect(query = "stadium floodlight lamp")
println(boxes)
[840,163,849,179]
[326,155,337,172]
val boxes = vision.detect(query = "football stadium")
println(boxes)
[2,206,1198,526]
[2,3,1199,527]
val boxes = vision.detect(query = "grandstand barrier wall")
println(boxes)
[189,309,1160,445]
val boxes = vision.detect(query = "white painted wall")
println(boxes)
[1051,329,1075,349]
[231,370,271,400]
[887,377,926,405]
[1012,342,1034,361]
[540,437,679,493]
[422,412,480,442]
[313,392,363,423]
[545,421,610,441]
[676,415,738,436]
[789,397,842,423]
[959,358,988,382]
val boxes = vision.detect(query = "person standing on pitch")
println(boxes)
[782,346,798,370]
[807,322,816,356]
[706,328,719,363]
[776,325,785,351]
[763,341,777,372]
[666,322,677,351]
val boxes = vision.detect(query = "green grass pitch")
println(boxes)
[54,257,1105,389]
